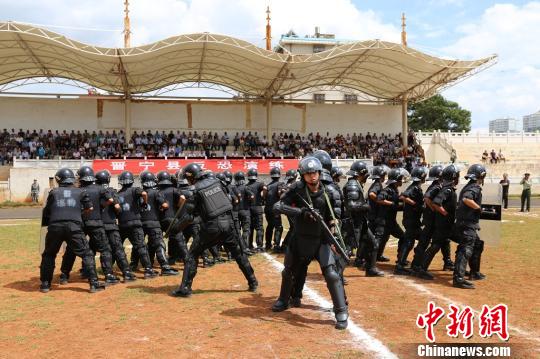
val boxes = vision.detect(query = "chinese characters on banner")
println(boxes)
[93,159,300,175]
[416,302,509,342]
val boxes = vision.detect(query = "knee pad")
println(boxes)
[282,267,294,281]
[322,265,340,284]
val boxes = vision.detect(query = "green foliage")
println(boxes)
[408,94,471,132]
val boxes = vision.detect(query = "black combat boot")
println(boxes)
[171,285,192,297]
[335,308,349,330]
[272,269,294,312]
[59,272,69,285]
[105,273,120,285]
[161,265,179,276]
[290,297,302,308]
[39,281,51,293]
[143,268,159,279]
[89,280,106,293]
[248,278,259,292]
[123,271,137,282]
[453,277,475,289]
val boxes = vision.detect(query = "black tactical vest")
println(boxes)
[117,187,141,225]
[402,183,424,224]
[235,184,252,211]
[81,184,104,226]
[265,180,284,209]
[456,182,483,225]
[140,188,161,225]
[159,186,177,220]
[247,180,265,206]
[368,181,383,221]
[101,187,118,228]
[47,187,85,224]
[196,178,233,220]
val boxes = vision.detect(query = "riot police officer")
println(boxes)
[453,164,487,289]
[136,171,178,276]
[246,168,267,252]
[373,168,406,265]
[272,157,348,330]
[280,169,298,250]
[396,166,427,275]
[117,171,159,279]
[157,171,189,265]
[95,170,137,282]
[40,168,105,293]
[59,166,118,285]
[171,163,258,297]
[367,165,389,262]
[234,171,254,253]
[421,164,460,280]
[344,161,384,276]
[265,167,286,252]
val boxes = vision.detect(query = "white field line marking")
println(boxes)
[391,276,540,344]
[262,252,398,359]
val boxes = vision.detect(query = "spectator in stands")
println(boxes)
[30,179,40,203]
[520,173,532,212]
[490,149,498,164]
[450,149,457,163]
[498,149,506,163]
[482,150,489,163]
[500,173,510,209]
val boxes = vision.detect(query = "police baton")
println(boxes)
[163,195,187,239]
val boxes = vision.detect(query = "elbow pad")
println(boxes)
[273,201,302,217]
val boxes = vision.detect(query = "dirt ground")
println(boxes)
[0,209,539,358]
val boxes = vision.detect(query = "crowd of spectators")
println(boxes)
[0,128,425,169]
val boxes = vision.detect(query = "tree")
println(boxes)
[408,94,471,132]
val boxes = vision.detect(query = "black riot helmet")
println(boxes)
[176,170,189,186]
[269,167,281,179]
[77,165,96,183]
[223,170,233,184]
[118,171,134,186]
[441,164,460,185]
[156,171,173,186]
[285,169,297,182]
[411,166,428,182]
[182,163,203,184]
[386,168,405,185]
[247,168,258,180]
[55,168,76,186]
[234,171,246,183]
[140,170,157,188]
[298,156,322,175]
[312,150,333,172]
[331,166,344,180]
[465,164,487,182]
[427,165,444,181]
[95,170,111,185]
[369,165,388,180]
[347,161,369,178]
[216,173,227,186]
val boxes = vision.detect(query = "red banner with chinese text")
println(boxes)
[92,159,299,175]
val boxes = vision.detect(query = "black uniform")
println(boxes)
[172,175,258,296]
[235,182,254,251]
[101,186,134,279]
[133,188,178,274]
[411,181,440,270]
[422,182,457,272]
[40,186,100,288]
[247,180,266,250]
[265,179,285,250]
[374,185,404,260]
[273,180,348,326]
[281,179,297,249]
[398,181,424,267]
[343,178,379,274]
[60,183,115,280]
[159,185,189,263]
[453,181,484,283]
[117,186,156,275]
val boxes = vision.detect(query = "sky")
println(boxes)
[1,0,539,130]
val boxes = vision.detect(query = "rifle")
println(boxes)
[294,192,351,262]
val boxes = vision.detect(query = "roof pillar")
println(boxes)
[265,6,272,51]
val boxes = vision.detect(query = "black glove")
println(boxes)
[301,207,317,221]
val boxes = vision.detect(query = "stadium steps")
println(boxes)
[0,166,11,181]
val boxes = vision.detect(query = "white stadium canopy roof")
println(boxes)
[0,21,496,102]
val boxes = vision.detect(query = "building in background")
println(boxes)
[276,28,371,103]
[488,117,522,133]
[523,111,540,132]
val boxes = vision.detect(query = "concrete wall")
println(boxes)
[0,96,401,135]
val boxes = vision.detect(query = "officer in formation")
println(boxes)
[171,163,258,297]
[246,169,267,252]
[271,157,349,330]
[233,171,254,254]
[264,167,286,253]
[39,168,106,293]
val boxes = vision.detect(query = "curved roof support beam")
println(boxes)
[13,32,53,79]
[264,54,292,99]
[392,61,457,102]
[196,33,209,84]
[115,49,130,98]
